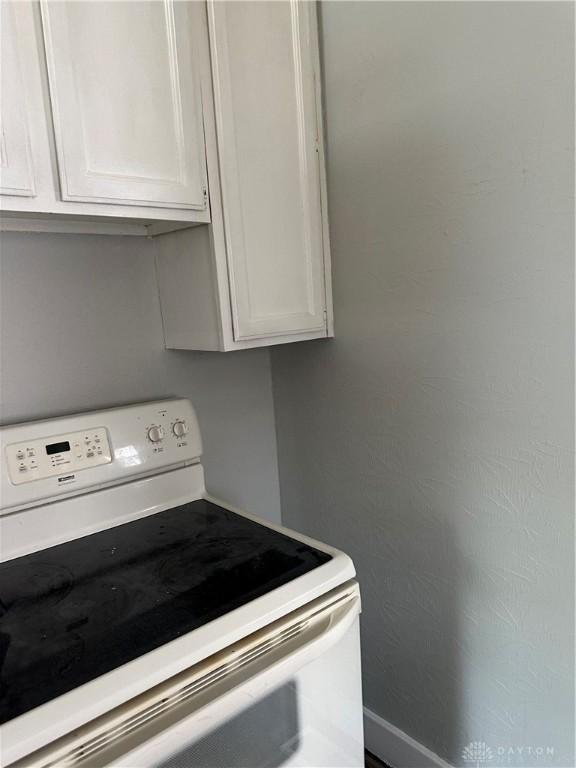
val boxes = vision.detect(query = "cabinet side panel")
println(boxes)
[155,227,223,351]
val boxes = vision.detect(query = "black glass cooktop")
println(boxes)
[0,500,331,723]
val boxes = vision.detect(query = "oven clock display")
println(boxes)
[45,441,71,455]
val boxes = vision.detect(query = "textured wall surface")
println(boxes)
[0,232,281,522]
[272,2,574,765]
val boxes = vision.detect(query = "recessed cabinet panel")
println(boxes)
[209,1,327,340]
[0,3,37,197]
[40,0,208,209]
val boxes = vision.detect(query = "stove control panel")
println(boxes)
[0,399,202,513]
[6,427,112,485]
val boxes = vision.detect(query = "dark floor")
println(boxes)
[365,750,393,768]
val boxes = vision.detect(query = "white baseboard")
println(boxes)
[364,707,454,768]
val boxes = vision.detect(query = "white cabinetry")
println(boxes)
[0,0,209,231]
[40,0,207,210]
[0,0,333,350]
[210,1,326,340]
[155,0,332,350]
[0,2,44,198]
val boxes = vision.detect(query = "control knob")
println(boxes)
[172,420,188,438]
[147,425,165,443]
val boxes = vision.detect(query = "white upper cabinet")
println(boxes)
[40,0,207,210]
[0,2,38,197]
[209,0,327,340]
[0,0,333,349]
[155,1,333,350]
[0,0,210,232]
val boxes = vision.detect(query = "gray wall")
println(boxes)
[272,2,574,765]
[0,231,281,522]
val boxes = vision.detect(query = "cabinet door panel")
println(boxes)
[209,1,327,340]
[0,2,37,197]
[41,0,207,209]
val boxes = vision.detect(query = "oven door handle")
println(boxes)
[13,582,361,768]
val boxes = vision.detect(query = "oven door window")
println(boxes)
[157,683,300,768]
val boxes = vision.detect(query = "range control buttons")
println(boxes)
[147,425,165,443]
[6,427,112,485]
[172,420,188,438]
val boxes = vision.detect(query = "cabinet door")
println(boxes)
[209,1,329,341]
[40,0,207,210]
[0,2,37,197]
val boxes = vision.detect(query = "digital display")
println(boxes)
[46,441,70,456]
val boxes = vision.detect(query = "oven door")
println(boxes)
[15,582,364,768]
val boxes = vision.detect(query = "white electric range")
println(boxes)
[0,399,364,768]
